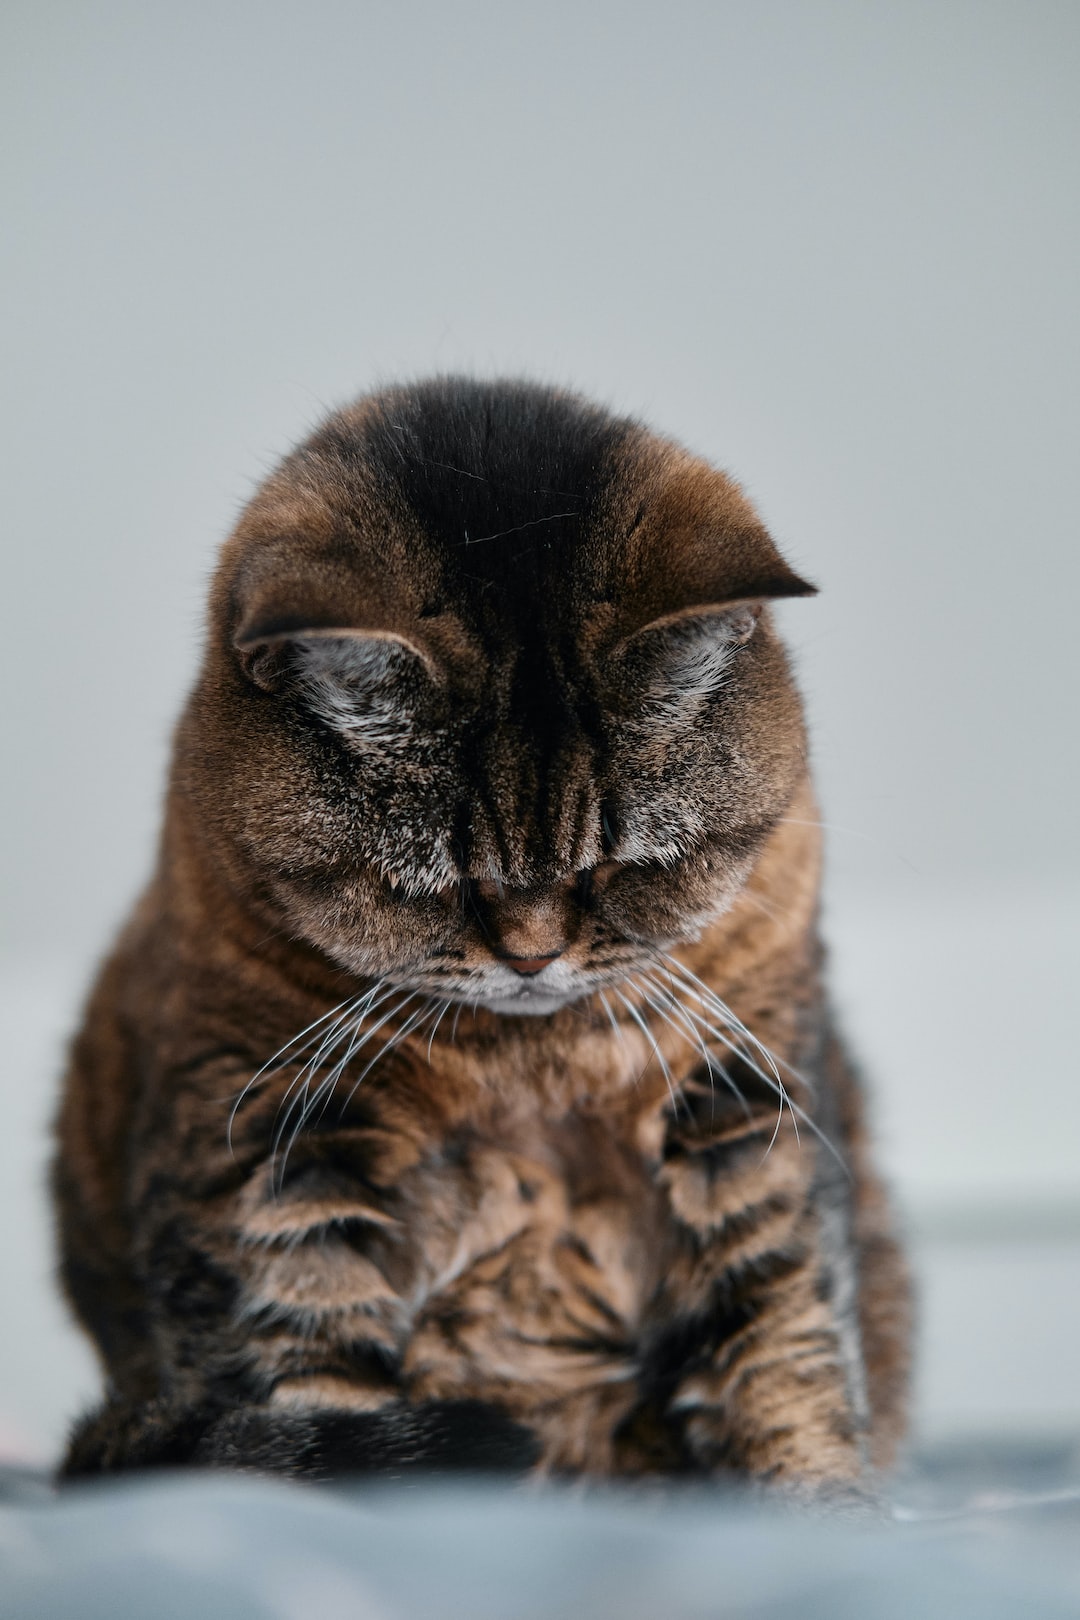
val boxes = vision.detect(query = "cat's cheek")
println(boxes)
[599,863,746,947]
[263,874,437,977]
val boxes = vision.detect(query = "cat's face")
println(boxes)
[189,380,814,1015]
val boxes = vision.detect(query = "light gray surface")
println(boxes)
[3,1472,1080,1620]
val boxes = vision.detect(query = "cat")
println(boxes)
[54,376,910,1492]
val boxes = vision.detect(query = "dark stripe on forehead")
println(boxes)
[305,380,642,886]
[356,377,635,598]
[362,379,633,879]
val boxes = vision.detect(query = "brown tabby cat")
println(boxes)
[54,377,910,1493]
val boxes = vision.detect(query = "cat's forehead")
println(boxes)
[226,377,796,660]
[304,377,648,626]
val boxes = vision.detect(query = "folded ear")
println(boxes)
[606,441,817,632]
[231,542,445,751]
[613,601,768,717]
[618,524,817,639]
[235,616,439,694]
[231,538,437,678]
[234,617,441,754]
[604,458,817,713]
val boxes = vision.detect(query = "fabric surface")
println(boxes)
[2,1444,1079,1620]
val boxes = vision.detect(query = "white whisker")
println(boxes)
[227,992,364,1153]
[335,993,431,1116]
[665,982,795,1150]
[268,983,398,1156]
[613,987,679,1112]
[426,997,453,1061]
[269,1005,373,1157]
[658,953,801,1148]
[271,990,431,1193]
[634,973,752,1123]
[667,983,849,1173]
[661,953,784,1086]
[657,953,854,1167]
[596,988,625,1050]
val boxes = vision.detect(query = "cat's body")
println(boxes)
[55,379,910,1490]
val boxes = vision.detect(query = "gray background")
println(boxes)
[1,1,1077,1459]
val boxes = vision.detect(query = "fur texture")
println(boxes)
[54,378,910,1491]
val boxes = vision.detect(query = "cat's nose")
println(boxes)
[494,949,564,977]
[473,880,575,970]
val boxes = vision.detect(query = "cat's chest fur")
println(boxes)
[402,1113,670,1384]
[241,1098,674,1461]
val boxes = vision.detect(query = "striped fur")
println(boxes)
[55,379,910,1493]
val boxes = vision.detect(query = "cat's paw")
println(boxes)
[197,1397,540,1480]
[60,1396,215,1478]
[764,1473,887,1521]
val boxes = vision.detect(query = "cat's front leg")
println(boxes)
[668,1267,867,1495]
[652,1092,869,1495]
[65,1129,541,1481]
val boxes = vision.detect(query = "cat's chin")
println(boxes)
[469,987,586,1017]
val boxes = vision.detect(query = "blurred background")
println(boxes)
[1,0,1077,1464]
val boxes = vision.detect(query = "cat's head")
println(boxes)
[188,378,815,1014]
